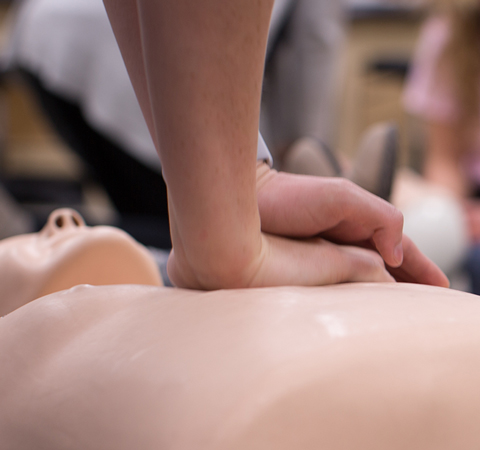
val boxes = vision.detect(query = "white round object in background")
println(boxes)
[401,194,469,275]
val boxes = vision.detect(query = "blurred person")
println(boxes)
[2,0,344,248]
[403,0,480,291]
[3,0,264,248]
[2,0,174,248]
[2,0,447,290]
[261,0,347,168]
[280,121,399,201]
[264,1,402,202]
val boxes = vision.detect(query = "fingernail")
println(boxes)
[394,243,403,266]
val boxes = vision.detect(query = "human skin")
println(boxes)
[103,0,448,290]
[256,163,448,285]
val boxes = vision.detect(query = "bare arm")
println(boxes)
[103,0,445,289]
[104,0,270,288]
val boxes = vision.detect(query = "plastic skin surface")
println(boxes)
[1,282,480,449]
[0,208,162,317]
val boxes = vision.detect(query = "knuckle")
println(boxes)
[363,251,386,272]
[375,203,404,234]
[334,178,357,193]
[389,205,404,228]
[344,246,385,273]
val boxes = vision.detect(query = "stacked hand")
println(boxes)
[167,163,448,289]
[105,0,449,291]
[254,163,449,288]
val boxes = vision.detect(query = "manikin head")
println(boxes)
[0,208,162,316]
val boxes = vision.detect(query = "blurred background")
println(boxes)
[0,0,477,290]
[0,0,426,214]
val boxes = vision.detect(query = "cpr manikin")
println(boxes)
[0,208,162,316]
[2,215,480,449]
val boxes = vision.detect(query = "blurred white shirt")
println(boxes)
[4,0,272,170]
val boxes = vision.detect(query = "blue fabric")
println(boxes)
[464,244,480,295]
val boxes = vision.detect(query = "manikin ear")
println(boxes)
[0,208,162,317]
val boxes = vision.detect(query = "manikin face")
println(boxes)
[0,209,162,316]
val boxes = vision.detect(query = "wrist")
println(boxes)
[167,208,265,290]
[256,161,277,192]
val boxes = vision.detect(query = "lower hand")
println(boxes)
[167,230,395,289]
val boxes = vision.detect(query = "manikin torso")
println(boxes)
[1,211,480,449]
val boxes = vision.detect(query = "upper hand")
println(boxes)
[256,165,449,287]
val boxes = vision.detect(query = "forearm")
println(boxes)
[105,0,274,288]
[103,0,157,146]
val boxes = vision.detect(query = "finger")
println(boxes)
[386,235,449,287]
[324,180,405,267]
[290,238,395,284]
[366,204,404,268]
[259,235,396,286]
[336,245,396,284]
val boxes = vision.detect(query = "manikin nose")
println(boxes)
[42,208,86,237]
